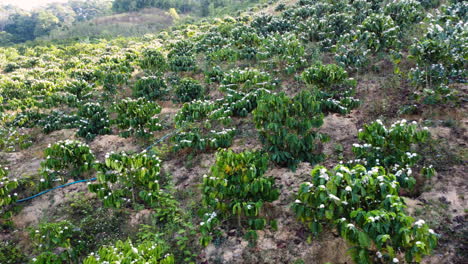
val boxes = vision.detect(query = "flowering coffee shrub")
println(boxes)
[29,220,81,264]
[133,75,168,100]
[253,91,327,170]
[83,239,174,264]
[220,68,276,92]
[172,128,235,152]
[64,79,93,101]
[168,41,196,72]
[292,165,438,263]
[302,62,360,114]
[174,78,204,103]
[39,140,95,189]
[39,110,80,134]
[89,152,178,221]
[351,120,435,189]
[112,97,162,137]
[257,33,306,74]
[76,103,111,141]
[358,14,400,53]
[384,0,424,28]
[139,48,167,73]
[95,57,133,92]
[0,167,18,208]
[200,150,279,246]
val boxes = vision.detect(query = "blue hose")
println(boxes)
[15,129,180,203]
[16,177,97,203]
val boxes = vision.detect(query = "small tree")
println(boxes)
[302,62,360,114]
[175,78,203,103]
[133,76,167,100]
[139,48,167,73]
[351,119,435,189]
[112,97,162,137]
[77,102,111,141]
[253,91,327,170]
[88,152,179,222]
[293,165,438,263]
[200,150,279,246]
[40,140,95,189]
[84,239,174,264]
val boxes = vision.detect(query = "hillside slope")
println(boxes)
[0,0,466,263]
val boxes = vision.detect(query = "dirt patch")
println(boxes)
[89,134,140,160]
[13,181,89,229]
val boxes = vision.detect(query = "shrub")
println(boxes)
[220,68,276,92]
[76,103,111,141]
[293,165,438,263]
[200,150,279,246]
[64,80,93,101]
[29,220,82,264]
[173,128,236,152]
[112,97,162,137]
[139,48,167,73]
[133,76,167,100]
[39,140,95,189]
[384,0,424,28]
[0,167,18,208]
[302,62,360,114]
[358,14,400,53]
[83,239,174,264]
[175,78,204,103]
[89,152,179,222]
[39,110,80,134]
[253,91,327,170]
[351,119,435,189]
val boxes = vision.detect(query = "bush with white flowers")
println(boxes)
[351,119,435,189]
[112,97,162,137]
[83,239,174,264]
[88,152,179,222]
[0,167,18,208]
[76,102,111,141]
[293,165,438,263]
[39,140,95,189]
[200,150,279,246]
[29,220,80,264]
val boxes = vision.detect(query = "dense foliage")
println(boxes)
[112,97,162,137]
[293,165,438,263]
[254,91,327,170]
[200,150,279,246]
[351,120,435,189]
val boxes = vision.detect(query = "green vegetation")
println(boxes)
[254,91,327,170]
[293,165,438,263]
[200,149,279,246]
[0,0,465,263]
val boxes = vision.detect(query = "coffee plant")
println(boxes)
[384,0,424,28]
[220,68,276,92]
[29,220,81,264]
[253,91,327,170]
[200,150,279,246]
[175,78,204,103]
[39,110,80,134]
[39,140,95,189]
[0,167,18,208]
[83,239,174,264]
[293,165,438,263]
[139,47,167,73]
[112,97,162,137]
[358,14,400,53]
[168,41,196,72]
[173,128,236,152]
[133,75,168,100]
[76,102,111,141]
[89,152,179,222]
[64,79,93,101]
[302,62,360,114]
[351,119,435,189]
